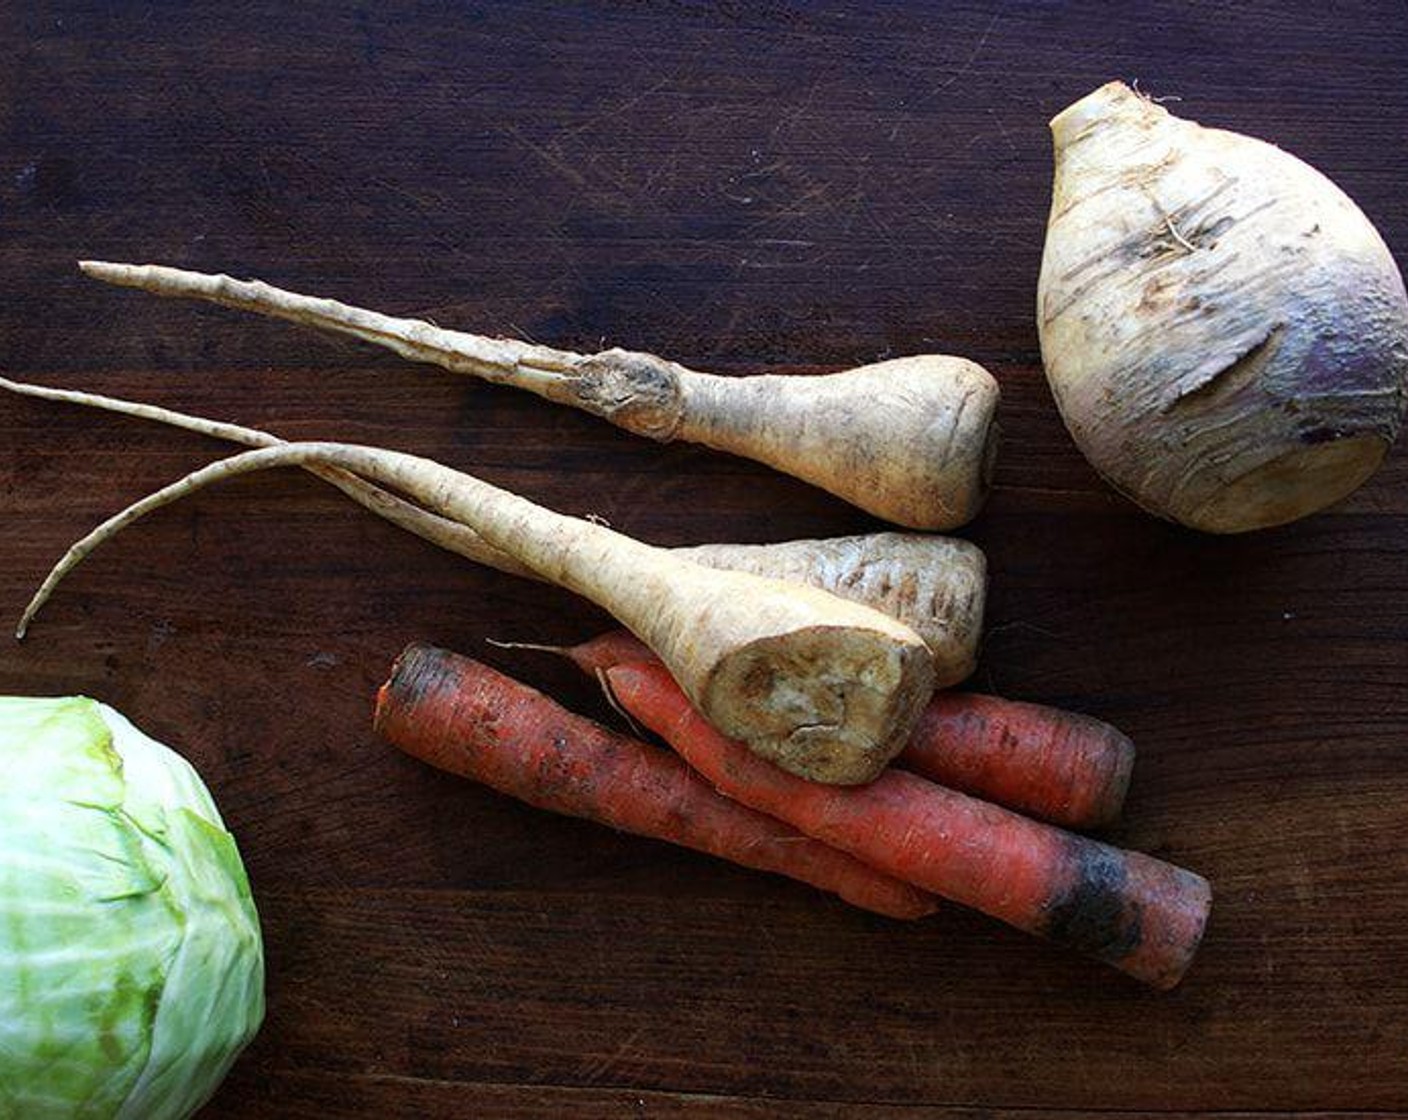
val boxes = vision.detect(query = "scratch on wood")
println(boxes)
[577,1025,648,1086]
[925,6,1003,100]
[502,124,589,188]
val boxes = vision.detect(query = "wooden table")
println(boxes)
[3,3,1406,1116]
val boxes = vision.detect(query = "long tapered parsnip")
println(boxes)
[0,377,986,685]
[19,440,936,784]
[79,261,1001,530]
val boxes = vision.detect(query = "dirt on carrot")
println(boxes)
[606,660,1211,989]
[544,629,1134,830]
[374,642,939,920]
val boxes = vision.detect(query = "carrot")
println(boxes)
[373,643,939,921]
[18,440,935,784]
[542,630,1134,830]
[542,629,658,676]
[80,260,1001,530]
[606,661,1211,988]
[902,693,1133,829]
[0,370,988,688]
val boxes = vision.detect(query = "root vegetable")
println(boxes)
[676,534,985,686]
[0,377,985,685]
[79,260,1001,530]
[608,660,1211,988]
[532,629,662,677]
[20,440,935,784]
[1039,81,1408,532]
[545,629,1134,829]
[374,643,939,920]
[900,692,1133,830]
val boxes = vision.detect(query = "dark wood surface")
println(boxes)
[3,3,1406,1116]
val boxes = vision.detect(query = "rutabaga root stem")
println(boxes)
[19,440,935,783]
[80,260,1001,529]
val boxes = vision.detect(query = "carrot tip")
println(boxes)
[1082,733,1138,829]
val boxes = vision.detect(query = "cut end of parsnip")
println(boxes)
[700,624,936,786]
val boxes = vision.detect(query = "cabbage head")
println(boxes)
[0,696,265,1119]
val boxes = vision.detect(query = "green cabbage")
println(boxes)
[0,696,265,1119]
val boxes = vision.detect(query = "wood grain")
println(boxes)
[1,2,1405,1116]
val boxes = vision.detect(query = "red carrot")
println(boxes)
[902,694,1133,828]
[374,643,940,921]
[551,629,1134,829]
[606,660,1211,989]
[549,630,655,677]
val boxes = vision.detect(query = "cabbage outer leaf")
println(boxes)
[0,697,264,1120]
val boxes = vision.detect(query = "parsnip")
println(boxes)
[1039,82,1408,533]
[673,534,984,687]
[0,378,985,685]
[79,261,1000,531]
[20,440,935,784]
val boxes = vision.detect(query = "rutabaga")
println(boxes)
[1038,81,1408,533]
[0,696,264,1120]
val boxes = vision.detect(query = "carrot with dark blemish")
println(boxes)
[539,629,1135,829]
[606,660,1211,989]
[373,643,940,921]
